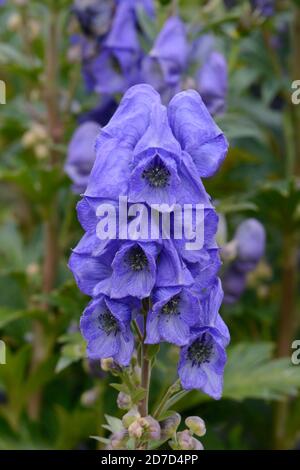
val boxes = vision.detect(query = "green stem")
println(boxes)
[132,320,143,343]
[153,379,181,420]
[138,299,151,418]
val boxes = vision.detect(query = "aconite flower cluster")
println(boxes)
[69,83,230,400]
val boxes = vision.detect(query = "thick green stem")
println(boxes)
[138,299,151,418]
[140,344,151,417]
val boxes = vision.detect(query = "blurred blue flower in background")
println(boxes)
[222,219,266,304]
[65,121,100,194]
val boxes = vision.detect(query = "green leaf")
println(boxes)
[223,343,300,401]
[103,415,123,434]
[0,43,41,69]
[131,388,147,404]
[90,436,110,445]
[0,308,43,329]
[109,383,129,394]
[55,333,86,373]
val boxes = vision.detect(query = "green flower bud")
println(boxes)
[160,412,181,439]
[128,419,144,439]
[176,430,195,450]
[100,358,117,372]
[185,416,206,437]
[141,416,161,441]
[117,392,132,410]
[110,430,127,450]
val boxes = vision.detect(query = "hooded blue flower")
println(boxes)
[189,35,228,116]
[189,249,222,299]
[251,0,274,17]
[142,16,188,97]
[104,1,142,72]
[145,286,200,346]
[80,295,136,365]
[74,0,155,96]
[178,327,227,399]
[234,218,266,272]
[196,51,227,116]
[65,121,100,194]
[79,96,118,127]
[200,278,230,346]
[129,103,211,207]
[69,236,193,300]
[85,85,227,208]
[221,219,265,304]
[168,90,228,178]
[72,0,115,38]
[178,278,228,398]
[82,49,140,96]
[222,264,247,305]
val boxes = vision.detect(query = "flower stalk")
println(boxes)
[139,299,151,417]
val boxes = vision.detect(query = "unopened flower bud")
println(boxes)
[192,438,204,450]
[110,430,127,450]
[161,412,181,439]
[122,406,140,428]
[81,387,99,406]
[185,416,206,437]
[100,357,116,372]
[117,392,132,410]
[128,418,144,439]
[141,416,161,440]
[176,430,195,450]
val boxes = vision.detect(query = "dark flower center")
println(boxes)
[161,295,181,315]
[98,310,119,335]
[73,1,115,37]
[127,246,148,272]
[187,336,213,366]
[142,158,170,188]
